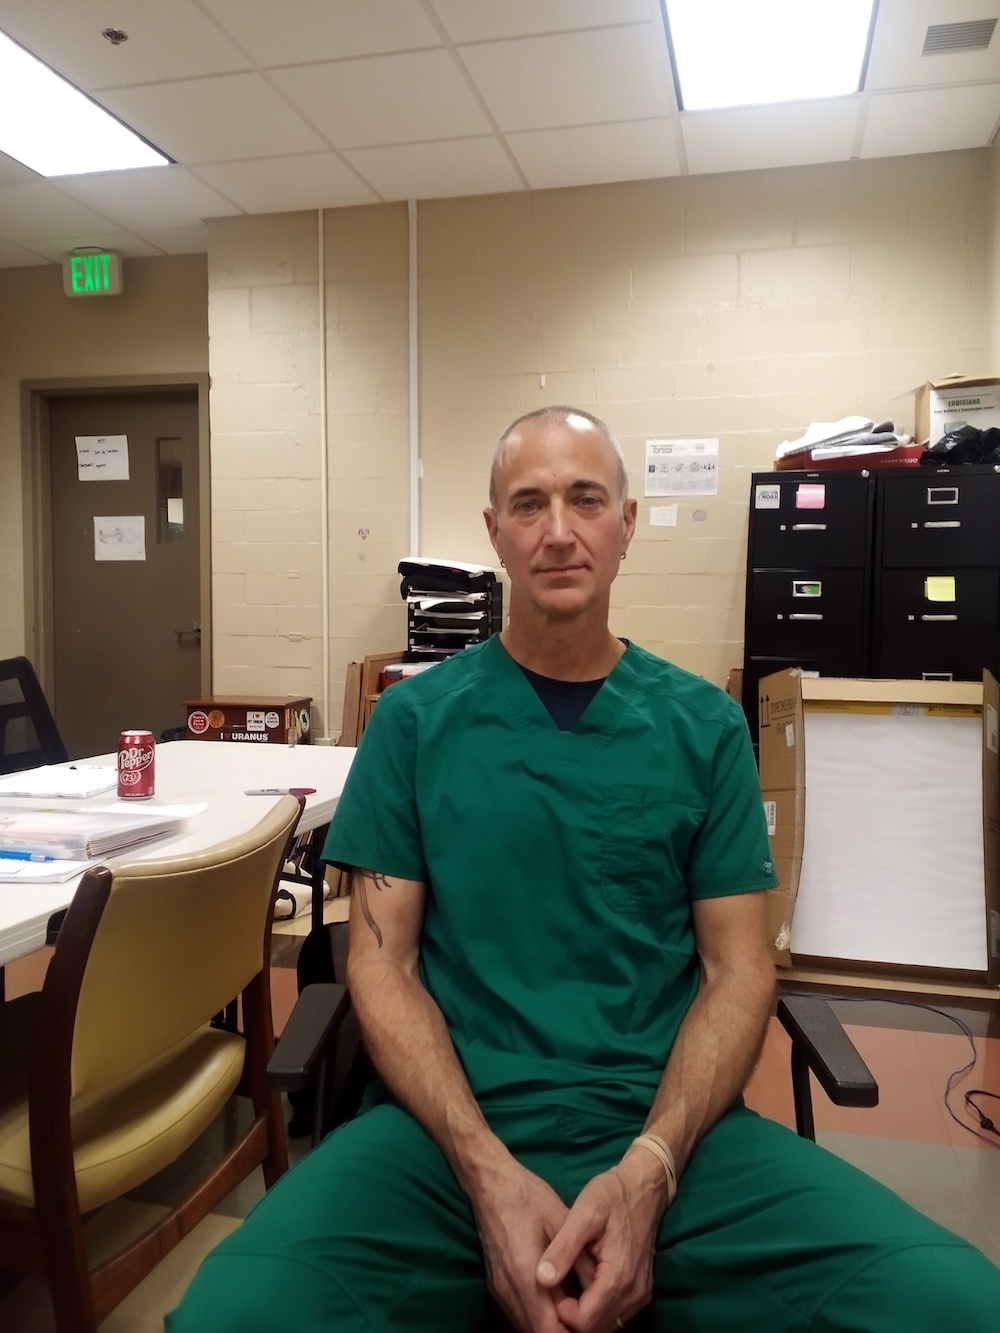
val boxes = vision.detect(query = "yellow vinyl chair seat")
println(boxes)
[0,793,303,1333]
[0,990,245,1211]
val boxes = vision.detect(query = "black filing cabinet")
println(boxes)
[744,465,1000,744]
[873,465,1000,681]
[743,471,874,742]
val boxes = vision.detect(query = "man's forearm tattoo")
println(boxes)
[355,868,391,947]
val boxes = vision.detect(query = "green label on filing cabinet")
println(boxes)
[792,580,822,597]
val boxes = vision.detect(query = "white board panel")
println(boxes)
[791,710,986,972]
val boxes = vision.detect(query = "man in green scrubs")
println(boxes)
[168,407,1000,1332]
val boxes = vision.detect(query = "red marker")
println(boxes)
[244,787,316,796]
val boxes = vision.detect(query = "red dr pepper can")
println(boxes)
[117,730,155,799]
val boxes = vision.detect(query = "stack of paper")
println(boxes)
[0,809,185,861]
[0,765,118,799]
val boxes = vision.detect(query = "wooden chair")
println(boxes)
[0,793,303,1333]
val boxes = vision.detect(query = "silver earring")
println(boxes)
[620,551,627,561]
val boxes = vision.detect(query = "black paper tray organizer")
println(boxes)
[397,560,503,661]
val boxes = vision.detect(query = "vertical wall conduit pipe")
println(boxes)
[318,208,331,740]
[408,198,420,556]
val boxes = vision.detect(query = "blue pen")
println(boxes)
[0,849,56,863]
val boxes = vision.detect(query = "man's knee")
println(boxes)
[167,1253,337,1333]
[816,1240,1000,1332]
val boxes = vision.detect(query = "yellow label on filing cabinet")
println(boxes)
[925,576,956,602]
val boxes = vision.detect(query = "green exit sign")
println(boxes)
[62,251,123,297]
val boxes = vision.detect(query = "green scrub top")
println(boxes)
[324,637,776,1116]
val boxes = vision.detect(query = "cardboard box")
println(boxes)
[337,651,405,747]
[758,670,1000,986]
[911,375,1000,445]
[726,666,743,705]
[184,696,311,745]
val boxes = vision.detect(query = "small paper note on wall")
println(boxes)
[76,435,129,480]
[94,515,146,561]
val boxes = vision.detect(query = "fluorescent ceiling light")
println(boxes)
[0,30,169,176]
[665,0,876,112]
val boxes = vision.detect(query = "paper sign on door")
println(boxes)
[94,516,146,562]
[76,435,129,480]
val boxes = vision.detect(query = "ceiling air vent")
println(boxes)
[922,19,997,55]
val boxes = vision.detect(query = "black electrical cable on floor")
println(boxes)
[807,994,1000,1150]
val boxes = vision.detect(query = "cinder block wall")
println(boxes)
[207,207,409,734]
[418,152,990,682]
[206,149,991,729]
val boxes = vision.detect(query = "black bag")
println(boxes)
[920,424,1000,466]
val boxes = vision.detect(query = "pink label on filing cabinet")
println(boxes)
[795,483,826,510]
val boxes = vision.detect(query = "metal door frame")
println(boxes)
[20,373,212,704]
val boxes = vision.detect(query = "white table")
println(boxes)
[0,741,356,968]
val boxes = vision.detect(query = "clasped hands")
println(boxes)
[473,1150,667,1333]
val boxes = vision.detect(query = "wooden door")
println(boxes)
[48,390,202,758]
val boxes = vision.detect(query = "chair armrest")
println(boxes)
[267,983,351,1094]
[776,994,878,1109]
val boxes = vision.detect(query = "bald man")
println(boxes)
[169,407,1000,1333]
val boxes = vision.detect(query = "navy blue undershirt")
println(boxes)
[516,665,607,731]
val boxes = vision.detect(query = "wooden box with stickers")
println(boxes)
[184,696,312,745]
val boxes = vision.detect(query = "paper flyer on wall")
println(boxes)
[645,439,719,496]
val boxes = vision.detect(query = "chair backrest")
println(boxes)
[38,795,302,1100]
[0,656,69,774]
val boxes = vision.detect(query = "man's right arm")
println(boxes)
[346,867,580,1332]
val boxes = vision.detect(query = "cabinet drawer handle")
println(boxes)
[789,613,824,621]
[791,523,827,531]
[919,614,958,622]
[922,520,961,529]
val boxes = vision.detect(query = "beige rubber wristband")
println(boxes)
[629,1133,678,1206]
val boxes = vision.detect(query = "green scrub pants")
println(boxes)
[166,1100,1000,1332]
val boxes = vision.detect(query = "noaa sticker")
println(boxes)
[188,710,209,735]
[755,484,780,510]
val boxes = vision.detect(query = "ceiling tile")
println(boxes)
[195,154,379,212]
[682,99,862,176]
[0,236,47,266]
[867,0,1000,92]
[136,223,211,255]
[0,0,249,88]
[508,119,681,189]
[100,73,328,164]
[458,25,673,132]
[431,0,657,43]
[0,152,40,187]
[23,230,164,262]
[861,85,1000,158]
[56,167,241,232]
[343,138,524,200]
[0,182,117,241]
[201,0,441,65]
[271,49,492,147]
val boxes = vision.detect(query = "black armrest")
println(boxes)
[776,994,878,1141]
[267,983,351,1093]
[777,995,878,1107]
